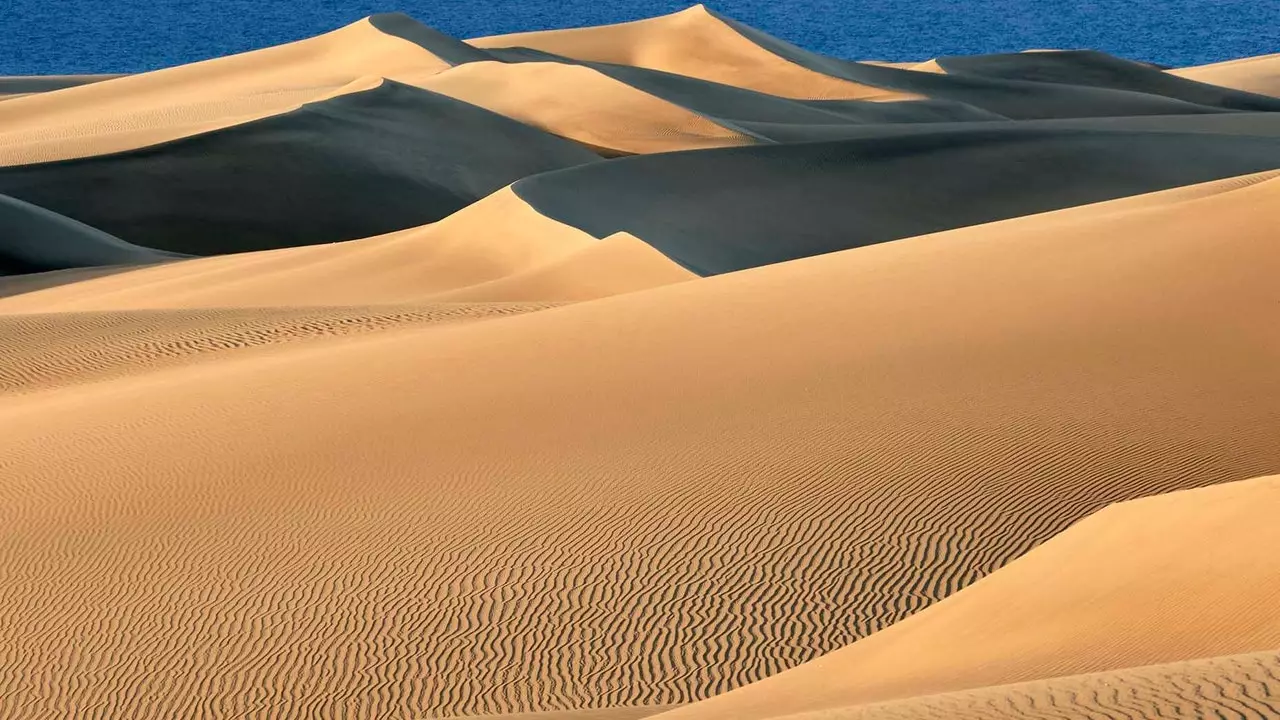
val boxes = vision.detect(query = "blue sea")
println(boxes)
[2,0,1276,75]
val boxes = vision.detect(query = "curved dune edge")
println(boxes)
[3,171,1280,716]
[469,6,920,101]
[1169,53,1280,97]
[0,187,684,311]
[655,473,1280,720]
[408,62,754,154]
[769,649,1280,720]
[428,232,697,303]
[0,192,182,273]
[0,18,453,165]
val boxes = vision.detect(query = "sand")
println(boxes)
[2,8,1279,720]
[773,650,1280,719]
[657,473,1280,719]
[470,6,919,101]
[1170,53,1280,97]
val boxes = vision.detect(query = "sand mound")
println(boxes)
[0,188,691,311]
[470,6,916,101]
[1170,53,1280,97]
[0,80,599,255]
[657,473,1280,719]
[513,127,1280,274]
[3,170,1280,717]
[773,650,1280,720]
[0,17,457,162]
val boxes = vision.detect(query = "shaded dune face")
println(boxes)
[3,6,1280,720]
[513,129,1280,275]
[0,80,600,255]
[658,473,1280,719]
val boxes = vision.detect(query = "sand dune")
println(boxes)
[0,188,688,311]
[1171,53,1280,97]
[0,17,455,161]
[0,80,599,255]
[4,9,1280,720]
[933,50,1280,110]
[513,127,1280,274]
[774,650,1280,720]
[3,170,1280,717]
[411,61,753,154]
[657,474,1280,719]
[470,6,917,101]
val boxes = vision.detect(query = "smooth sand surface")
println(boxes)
[470,6,918,101]
[773,650,1280,720]
[3,10,1279,720]
[3,171,1280,717]
[1171,53,1280,97]
[657,474,1280,720]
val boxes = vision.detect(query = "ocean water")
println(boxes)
[2,0,1276,75]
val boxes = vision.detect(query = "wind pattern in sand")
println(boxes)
[1,7,1279,720]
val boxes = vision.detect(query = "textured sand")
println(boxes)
[773,650,1280,720]
[2,10,1279,720]
[4,170,1280,717]
[658,474,1280,719]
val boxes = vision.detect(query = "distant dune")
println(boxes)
[1,7,1278,720]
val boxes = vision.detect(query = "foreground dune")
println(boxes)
[3,169,1280,717]
[0,17,457,164]
[2,8,1279,719]
[657,474,1280,720]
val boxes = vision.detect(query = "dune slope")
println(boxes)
[657,474,1280,720]
[777,650,1280,720]
[2,171,1280,717]
[0,193,183,274]
[0,80,599,255]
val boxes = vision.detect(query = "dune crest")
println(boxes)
[470,6,918,100]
